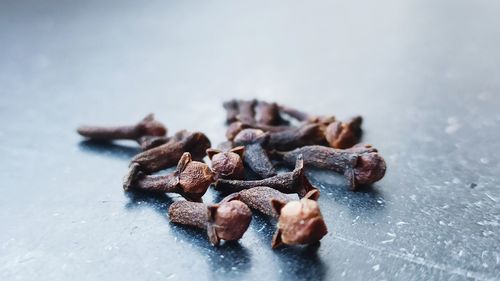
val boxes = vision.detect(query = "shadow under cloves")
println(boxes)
[169,222,252,280]
[124,190,175,214]
[307,168,386,214]
[250,214,326,281]
[78,140,141,160]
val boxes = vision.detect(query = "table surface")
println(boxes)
[1,1,499,280]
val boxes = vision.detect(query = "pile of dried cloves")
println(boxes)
[77,99,386,248]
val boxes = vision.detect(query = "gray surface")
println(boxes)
[1,0,500,280]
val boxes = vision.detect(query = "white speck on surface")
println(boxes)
[445,117,461,134]
[410,194,417,201]
[380,239,394,244]
[452,178,460,184]
[477,220,500,227]
[257,225,266,232]
[396,221,408,225]
[480,158,489,164]
[482,230,494,237]
[372,264,380,271]
[387,233,396,237]
[484,193,498,202]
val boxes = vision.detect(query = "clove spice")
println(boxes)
[233,128,277,179]
[168,194,252,246]
[270,189,328,248]
[77,114,168,149]
[324,116,363,149]
[123,152,215,202]
[273,144,386,189]
[256,101,288,126]
[130,130,211,174]
[206,146,245,180]
[214,155,317,197]
[278,104,335,125]
[264,123,327,151]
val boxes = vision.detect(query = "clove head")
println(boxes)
[233,128,267,146]
[137,113,168,137]
[353,151,386,186]
[182,132,212,161]
[208,197,252,245]
[271,190,327,248]
[226,122,251,141]
[325,116,362,149]
[207,146,245,180]
[176,153,216,202]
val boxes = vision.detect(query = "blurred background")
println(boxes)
[0,0,499,280]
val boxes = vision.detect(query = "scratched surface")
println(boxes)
[0,0,499,280]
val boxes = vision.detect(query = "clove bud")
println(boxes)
[278,105,335,125]
[206,146,245,180]
[77,114,167,148]
[130,130,211,174]
[236,99,257,125]
[214,155,317,197]
[273,144,386,189]
[256,101,288,126]
[233,128,277,179]
[264,123,326,151]
[123,152,215,202]
[270,189,328,248]
[324,116,363,149]
[168,194,252,246]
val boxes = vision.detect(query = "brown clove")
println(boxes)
[130,130,211,174]
[77,114,167,146]
[214,155,317,197]
[256,101,288,126]
[273,144,386,189]
[236,99,257,125]
[278,105,335,125]
[237,186,294,218]
[233,128,277,179]
[270,189,328,248]
[226,121,290,141]
[168,194,252,246]
[206,146,245,180]
[265,123,326,151]
[123,152,215,202]
[223,100,239,124]
[324,116,363,149]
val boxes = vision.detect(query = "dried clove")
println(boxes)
[206,146,245,180]
[226,121,290,141]
[233,128,277,179]
[273,144,386,189]
[256,101,288,126]
[77,114,167,148]
[123,152,215,202]
[237,186,294,218]
[264,123,326,151]
[324,116,363,149]
[236,99,257,125]
[130,130,211,174]
[214,155,317,197]
[168,194,252,246]
[270,189,327,248]
[223,100,239,124]
[278,105,335,125]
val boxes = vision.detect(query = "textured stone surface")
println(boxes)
[0,0,499,280]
